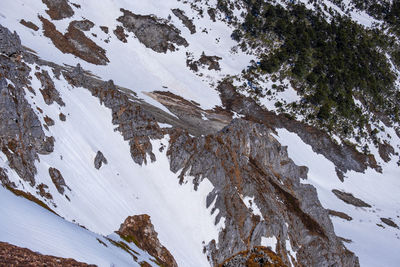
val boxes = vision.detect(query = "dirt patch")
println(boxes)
[19,19,39,31]
[0,241,94,266]
[117,8,188,53]
[42,0,74,20]
[332,189,371,208]
[39,16,109,65]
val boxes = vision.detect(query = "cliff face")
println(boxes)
[0,0,399,266]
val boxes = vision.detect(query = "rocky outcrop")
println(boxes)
[49,167,69,195]
[219,247,286,267]
[35,69,65,106]
[328,209,353,221]
[42,0,74,20]
[172,8,196,34]
[167,119,359,266]
[113,26,128,43]
[0,25,22,56]
[19,19,39,31]
[39,17,109,65]
[0,241,94,266]
[117,8,188,53]
[0,53,54,186]
[217,81,380,178]
[94,151,107,169]
[380,218,399,229]
[117,214,178,267]
[332,189,371,208]
[69,20,95,32]
[187,52,222,72]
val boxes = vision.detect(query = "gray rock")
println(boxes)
[117,8,188,53]
[0,24,22,56]
[94,151,108,169]
[48,167,69,194]
[172,9,196,34]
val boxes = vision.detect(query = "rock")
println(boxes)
[48,167,69,194]
[100,26,109,34]
[117,8,188,53]
[35,70,65,106]
[113,25,128,43]
[36,183,53,200]
[381,218,399,229]
[187,52,222,71]
[43,115,55,126]
[332,189,371,208]
[69,20,95,31]
[328,209,353,221]
[219,247,286,267]
[117,214,178,267]
[0,241,94,266]
[0,24,22,56]
[19,20,39,31]
[42,0,74,20]
[94,151,108,169]
[39,16,109,65]
[172,8,196,34]
[59,112,66,121]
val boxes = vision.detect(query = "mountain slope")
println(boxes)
[0,0,399,266]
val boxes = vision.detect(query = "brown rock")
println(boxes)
[328,209,353,221]
[381,218,399,229]
[117,214,177,267]
[49,167,69,195]
[44,115,55,126]
[42,0,74,20]
[19,19,39,31]
[113,26,128,43]
[39,16,109,65]
[332,190,371,208]
[0,241,94,266]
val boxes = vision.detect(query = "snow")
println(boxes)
[5,63,221,266]
[242,196,264,219]
[261,236,277,252]
[0,0,253,111]
[274,128,400,267]
[0,186,156,266]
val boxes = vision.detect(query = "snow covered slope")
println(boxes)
[0,0,400,266]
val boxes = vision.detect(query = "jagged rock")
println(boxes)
[167,119,359,266]
[172,8,196,34]
[43,115,55,126]
[39,17,109,65]
[332,189,371,208]
[381,218,399,229]
[59,112,66,121]
[378,141,395,163]
[42,0,74,20]
[19,20,39,31]
[117,8,188,53]
[48,167,69,194]
[35,70,65,106]
[0,241,94,266]
[187,52,222,72]
[36,183,53,200]
[100,26,109,34]
[113,26,128,43]
[69,20,95,31]
[0,24,22,56]
[0,55,53,186]
[328,209,353,221]
[219,247,286,267]
[94,151,108,169]
[117,214,178,267]
[217,81,380,176]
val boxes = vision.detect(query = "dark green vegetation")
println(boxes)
[220,0,400,139]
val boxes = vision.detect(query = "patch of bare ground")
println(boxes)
[42,0,74,20]
[39,16,109,65]
[19,19,39,31]
[0,241,94,266]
